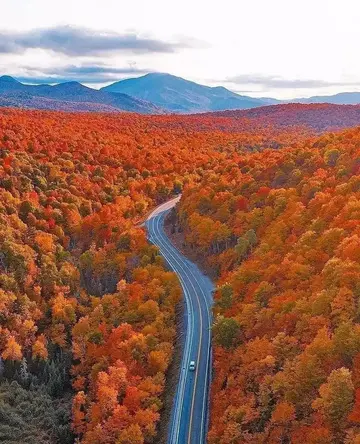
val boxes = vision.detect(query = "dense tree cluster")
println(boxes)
[176,126,360,442]
[207,103,360,133]
[1,105,359,443]
[0,109,215,442]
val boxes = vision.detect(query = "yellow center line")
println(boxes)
[187,288,203,444]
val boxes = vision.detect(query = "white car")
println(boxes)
[189,360,196,371]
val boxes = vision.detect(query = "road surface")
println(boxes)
[146,196,214,444]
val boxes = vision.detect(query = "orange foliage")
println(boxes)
[2,104,360,442]
[176,124,360,442]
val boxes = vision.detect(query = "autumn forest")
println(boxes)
[2,103,360,444]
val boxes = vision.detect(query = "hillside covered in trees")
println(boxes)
[175,125,360,443]
[1,104,360,443]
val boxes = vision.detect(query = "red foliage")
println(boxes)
[177,124,360,442]
[2,104,360,442]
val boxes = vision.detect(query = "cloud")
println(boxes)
[0,25,194,56]
[16,63,153,84]
[224,74,359,89]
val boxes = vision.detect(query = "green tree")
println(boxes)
[213,316,241,349]
[235,237,250,262]
[312,367,354,433]
[216,284,233,309]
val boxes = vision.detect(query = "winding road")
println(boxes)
[146,197,214,444]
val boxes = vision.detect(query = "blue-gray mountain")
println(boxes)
[102,72,270,112]
[103,73,360,111]
[0,75,162,113]
[293,91,360,105]
[2,73,360,114]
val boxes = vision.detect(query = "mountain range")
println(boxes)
[0,75,161,114]
[292,91,360,105]
[1,73,360,114]
[101,72,269,112]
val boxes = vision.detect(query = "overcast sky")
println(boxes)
[1,0,360,99]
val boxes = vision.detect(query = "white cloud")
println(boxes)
[1,0,360,98]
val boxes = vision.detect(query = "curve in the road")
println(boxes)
[146,197,213,444]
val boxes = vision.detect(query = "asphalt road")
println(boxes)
[146,197,214,444]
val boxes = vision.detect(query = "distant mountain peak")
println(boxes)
[0,76,161,114]
[0,75,19,84]
[144,72,179,79]
[102,73,267,113]
[3,72,360,114]
[145,72,168,77]
[53,81,87,89]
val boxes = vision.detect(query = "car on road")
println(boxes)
[189,360,196,371]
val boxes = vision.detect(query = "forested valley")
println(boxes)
[175,121,360,443]
[1,104,360,443]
